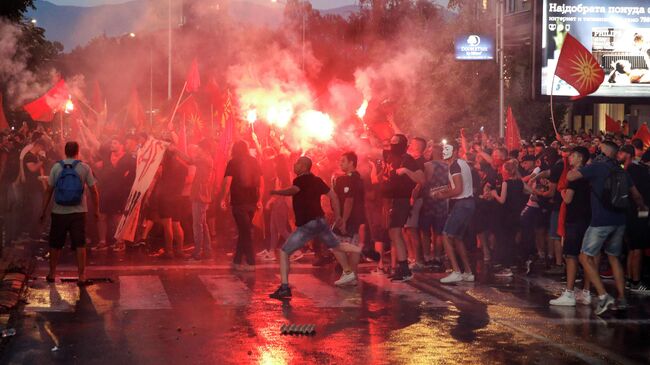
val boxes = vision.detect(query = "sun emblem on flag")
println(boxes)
[569,52,602,91]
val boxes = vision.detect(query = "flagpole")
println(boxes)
[168,81,187,130]
[550,74,559,136]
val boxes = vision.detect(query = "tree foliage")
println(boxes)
[0,0,34,22]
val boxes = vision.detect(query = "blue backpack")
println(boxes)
[54,160,84,206]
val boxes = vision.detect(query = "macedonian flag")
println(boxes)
[555,33,604,100]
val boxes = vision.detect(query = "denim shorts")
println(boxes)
[548,210,561,239]
[443,198,475,238]
[581,225,625,257]
[281,217,339,254]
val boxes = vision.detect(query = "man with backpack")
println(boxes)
[40,141,99,286]
[567,141,647,315]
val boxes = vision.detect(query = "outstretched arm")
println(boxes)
[271,185,300,196]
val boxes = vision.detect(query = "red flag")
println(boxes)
[633,124,650,149]
[505,107,521,152]
[126,88,146,129]
[554,33,604,100]
[23,79,69,122]
[0,93,9,130]
[186,58,200,93]
[369,121,394,141]
[178,95,200,118]
[605,115,621,133]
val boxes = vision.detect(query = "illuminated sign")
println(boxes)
[455,35,494,60]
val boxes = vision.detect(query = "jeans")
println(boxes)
[442,198,475,238]
[192,202,211,258]
[232,204,257,265]
[519,205,542,260]
[581,225,625,257]
[282,217,339,255]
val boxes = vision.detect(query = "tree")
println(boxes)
[0,0,34,22]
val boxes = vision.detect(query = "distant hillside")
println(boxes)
[27,0,363,51]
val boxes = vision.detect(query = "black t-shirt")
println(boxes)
[334,171,366,228]
[566,178,591,223]
[548,159,565,211]
[627,161,650,207]
[225,155,262,206]
[387,154,421,199]
[504,179,526,221]
[100,154,136,200]
[292,173,330,226]
[160,153,188,197]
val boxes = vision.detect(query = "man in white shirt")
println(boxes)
[431,142,475,284]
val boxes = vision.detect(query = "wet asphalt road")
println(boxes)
[1,245,650,365]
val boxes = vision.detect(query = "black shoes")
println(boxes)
[269,285,292,300]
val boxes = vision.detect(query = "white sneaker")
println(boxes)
[461,272,475,282]
[290,252,304,262]
[334,271,357,286]
[575,289,592,305]
[261,252,276,262]
[440,271,463,284]
[494,268,513,278]
[549,289,576,306]
[256,249,269,257]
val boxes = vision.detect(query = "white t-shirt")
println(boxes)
[448,159,473,200]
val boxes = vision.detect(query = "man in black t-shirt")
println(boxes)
[268,156,361,300]
[333,151,367,278]
[550,147,592,307]
[620,143,650,294]
[222,141,263,270]
[382,134,423,282]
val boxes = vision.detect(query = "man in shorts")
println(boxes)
[567,141,648,315]
[40,141,99,286]
[268,156,361,300]
[432,142,476,284]
[333,151,367,282]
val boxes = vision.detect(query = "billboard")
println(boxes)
[455,35,494,60]
[539,0,650,98]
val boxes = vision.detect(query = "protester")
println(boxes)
[550,147,592,306]
[333,151,366,277]
[620,142,650,294]
[268,156,361,299]
[40,141,99,286]
[434,142,475,284]
[188,140,215,260]
[222,140,263,271]
[567,140,648,315]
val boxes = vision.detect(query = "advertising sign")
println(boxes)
[540,0,650,98]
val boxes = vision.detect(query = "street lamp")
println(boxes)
[270,0,306,71]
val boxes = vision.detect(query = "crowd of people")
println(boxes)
[1,120,650,316]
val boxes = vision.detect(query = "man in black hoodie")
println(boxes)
[382,134,424,282]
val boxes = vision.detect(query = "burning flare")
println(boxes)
[356,99,369,119]
[246,108,257,125]
[64,96,74,114]
[297,110,335,142]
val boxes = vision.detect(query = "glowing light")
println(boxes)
[356,99,369,119]
[266,103,293,129]
[297,110,335,142]
[129,32,136,38]
[64,96,74,114]
[441,139,447,145]
[246,108,257,125]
